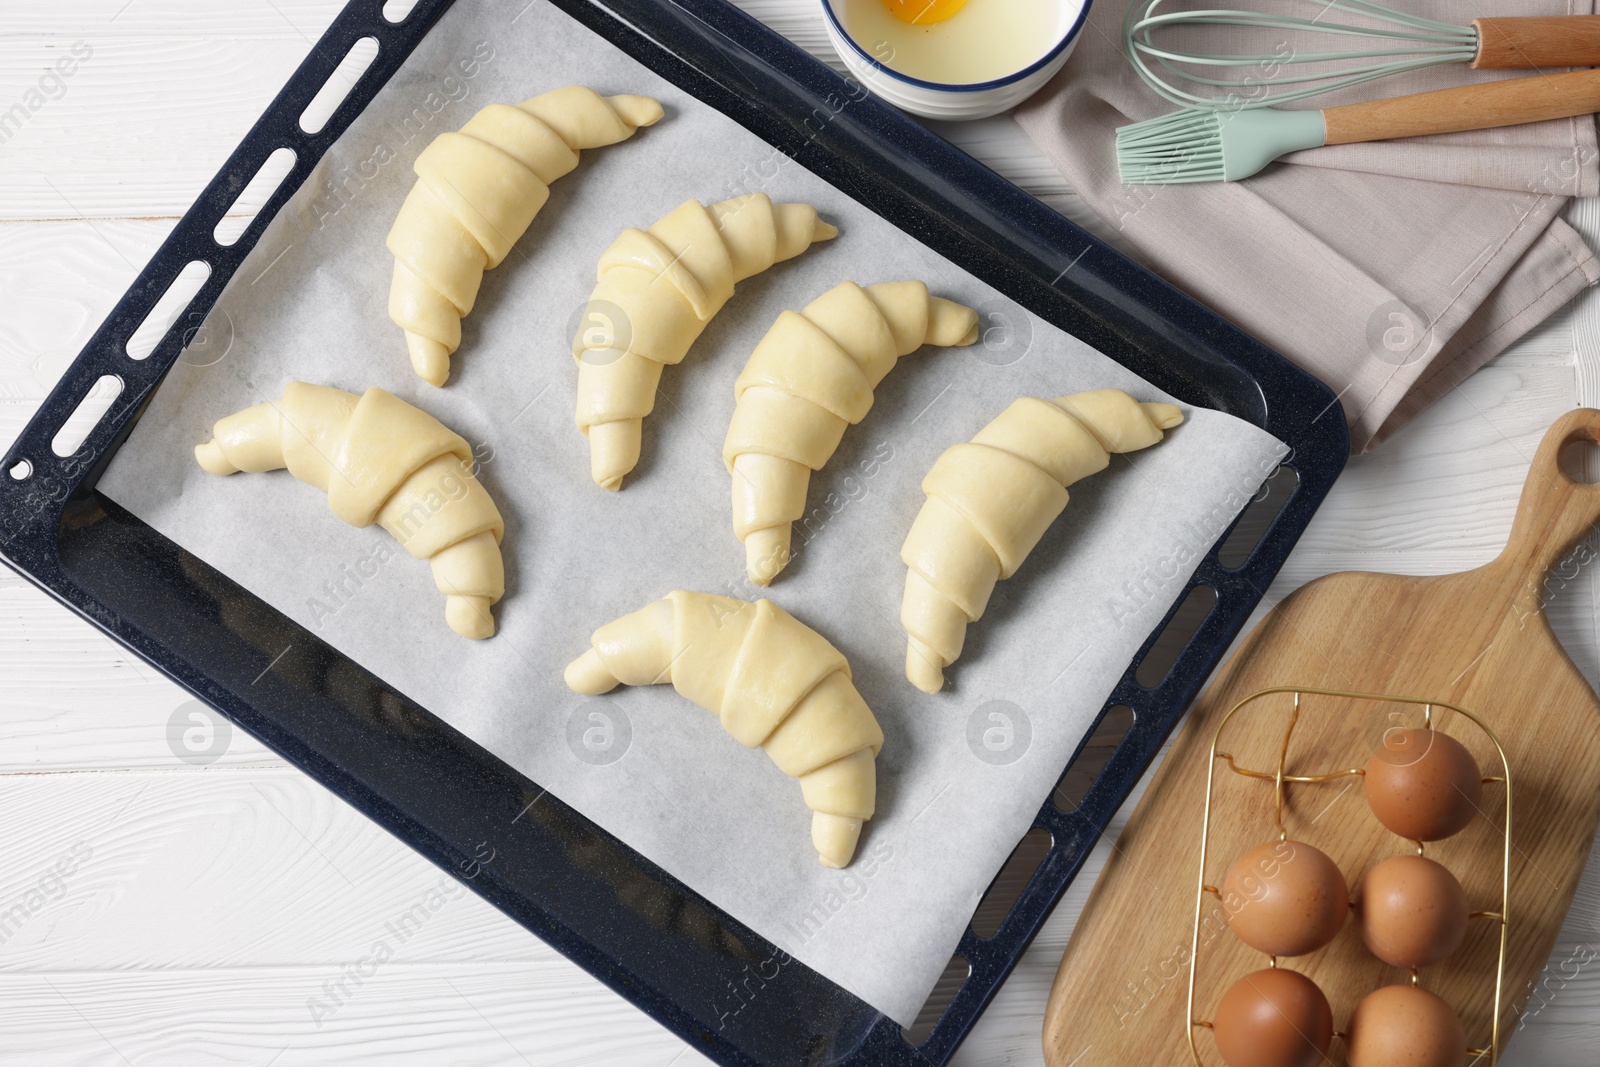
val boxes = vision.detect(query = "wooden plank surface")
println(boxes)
[1,2,1598,1064]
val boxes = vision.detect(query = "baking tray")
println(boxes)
[0,0,1349,1062]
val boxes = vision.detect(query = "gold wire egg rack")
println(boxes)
[1185,686,1512,1066]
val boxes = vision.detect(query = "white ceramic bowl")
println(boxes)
[821,0,1089,121]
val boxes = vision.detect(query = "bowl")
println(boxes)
[821,0,1089,121]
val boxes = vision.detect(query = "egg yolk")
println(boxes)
[881,0,968,25]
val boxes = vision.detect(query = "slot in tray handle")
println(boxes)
[1,0,412,507]
[1497,407,1600,589]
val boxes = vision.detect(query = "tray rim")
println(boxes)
[0,0,1350,1063]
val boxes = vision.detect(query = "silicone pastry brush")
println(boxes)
[1118,66,1600,184]
[1124,0,1600,110]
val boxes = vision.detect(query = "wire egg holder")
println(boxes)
[1184,686,1512,1066]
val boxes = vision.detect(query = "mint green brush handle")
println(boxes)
[1118,67,1600,184]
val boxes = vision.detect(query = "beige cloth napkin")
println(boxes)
[1015,0,1600,450]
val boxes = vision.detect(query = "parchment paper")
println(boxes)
[97,0,1288,1024]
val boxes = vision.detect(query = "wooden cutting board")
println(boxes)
[1043,408,1600,1066]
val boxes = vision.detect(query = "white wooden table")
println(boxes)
[4,2,1600,1063]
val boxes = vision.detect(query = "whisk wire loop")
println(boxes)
[1124,0,1481,110]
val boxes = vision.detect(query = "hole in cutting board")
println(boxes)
[8,460,31,481]
[969,827,1052,939]
[50,375,124,457]
[382,0,421,21]
[125,261,212,361]
[213,147,296,245]
[1217,465,1299,569]
[1054,704,1136,813]
[1560,439,1600,484]
[298,37,380,134]
[1135,585,1218,689]
[901,954,970,1046]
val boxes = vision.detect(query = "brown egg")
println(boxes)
[1365,728,1482,841]
[1213,968,1333,1067]
[1357,855,1470,968]
[1347,984,1466,1067]
[1222,840,1348,957]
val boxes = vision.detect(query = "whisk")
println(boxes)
[1124,0,1600,110]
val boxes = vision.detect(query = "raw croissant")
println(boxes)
[724,280,979,584]
[901,388,1184,693]
[387,86,664,386]
[573,193,838,490]
[195,383,505,640]
[564,591,882,868]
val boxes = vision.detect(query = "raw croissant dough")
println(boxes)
[573,193,838,490]
[195,384,506,640]
[724,280,978,584]
[387,86,663,386]
[901,388,1184,693]
[564,591,882,868]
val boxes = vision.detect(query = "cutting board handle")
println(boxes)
[1497,408,1600,598]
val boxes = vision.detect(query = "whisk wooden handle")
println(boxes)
[1323,66,1600,145]
[1473,16,1600,69]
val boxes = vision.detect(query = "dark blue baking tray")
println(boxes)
[0,0,1348,1062]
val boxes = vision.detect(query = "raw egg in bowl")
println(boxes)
[822,0,1089,120]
